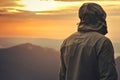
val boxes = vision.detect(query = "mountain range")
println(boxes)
[0,43,60,80]
[0,38,63,51]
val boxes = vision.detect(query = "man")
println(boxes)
[59,3,117,80]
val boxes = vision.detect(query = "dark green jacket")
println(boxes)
[59,24,118,80]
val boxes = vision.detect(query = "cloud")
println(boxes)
[0,8,8,12]
[0,0,23,7]
[0,1,119,21]
[0,1,78,20]
[0,9,76,20]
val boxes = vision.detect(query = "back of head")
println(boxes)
[78,3,108,35]
[79,3,106,25]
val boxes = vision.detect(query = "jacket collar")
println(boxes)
[78,21,108,35]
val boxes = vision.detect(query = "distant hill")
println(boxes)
[116,57,120,80]
[0,38,63,51]
[113,42,120,53]
[0,38,120,53]
[0,43,60,80]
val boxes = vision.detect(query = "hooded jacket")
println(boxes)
[59,3,117,80]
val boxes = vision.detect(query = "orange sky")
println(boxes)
[0,0,120,42]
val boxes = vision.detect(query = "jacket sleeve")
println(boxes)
[59,41,66,80]
[98,38,118,80]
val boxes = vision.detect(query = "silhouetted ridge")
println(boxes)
[116,56,120,80]
[0,38,63,50]
[9,43,43,50]
[0,43,60,80]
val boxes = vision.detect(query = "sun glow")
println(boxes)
[21,0,61,11]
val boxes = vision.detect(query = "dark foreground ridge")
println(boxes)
[0,43,60,80]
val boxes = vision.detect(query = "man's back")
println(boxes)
[60,31,117,80]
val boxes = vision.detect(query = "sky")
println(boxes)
[0,0,120,42]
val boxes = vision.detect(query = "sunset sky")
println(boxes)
[0,0,120,42]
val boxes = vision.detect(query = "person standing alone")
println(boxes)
[59,3,118,80]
